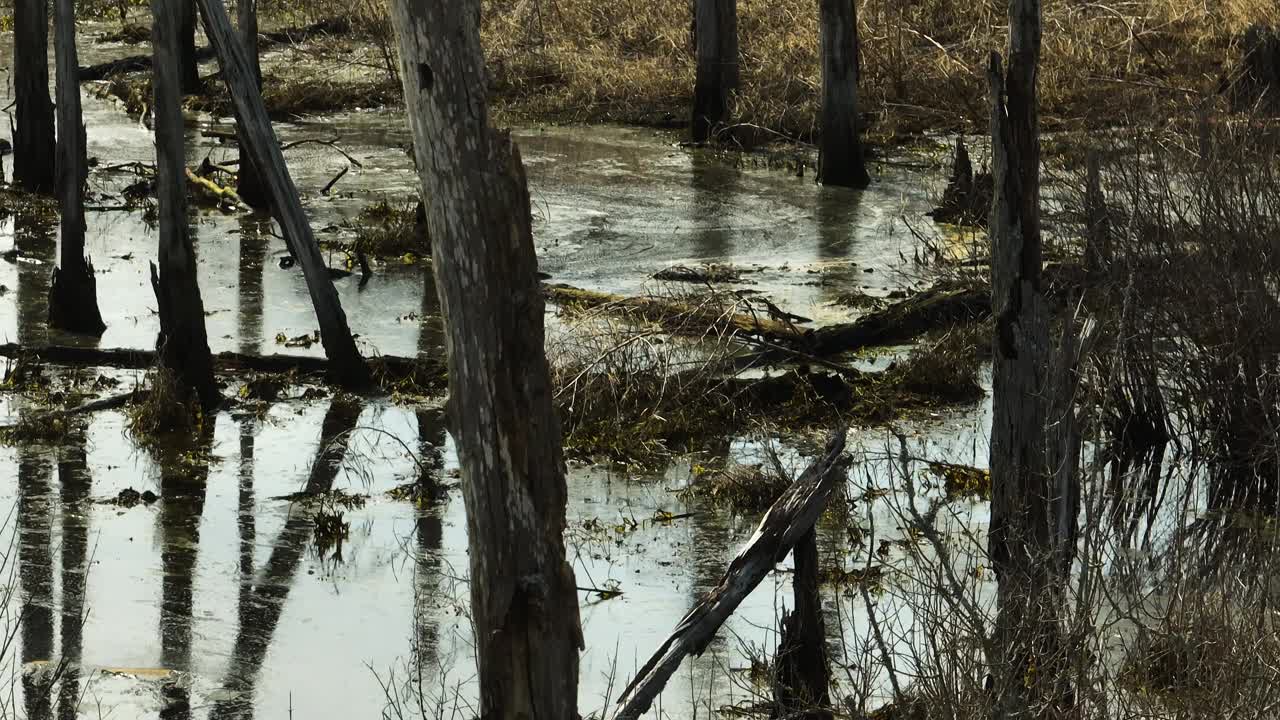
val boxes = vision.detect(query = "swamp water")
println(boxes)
[0,30,993,720]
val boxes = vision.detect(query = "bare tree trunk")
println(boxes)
[691,0,738,142]
[151,0,219,409]
[817,0,869,188]
[988,0,1076,717]
[177,0,202,93]
[13,0,56,194]
[389,3,583,719]
[772,528,831,720]
[195,0,370,388]
[235,0,269,208]
[49,0,106,336]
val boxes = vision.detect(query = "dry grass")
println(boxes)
[80,0,1278,141]
[476,0,1280,141]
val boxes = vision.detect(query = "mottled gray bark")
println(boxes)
[13,0,56,194]
[235,0,269,208]
[817,0,869,188]
[389,3,584,719]
[196,0,369,388]
[691,0,738,142]
[49,0,106,336]
[151,0,219,408]
[987,0,1077,717]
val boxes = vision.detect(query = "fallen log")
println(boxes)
[79,17,351,82]
[544,283,805,342]
[808,282,990,355]
[0,343,444,390]
[545,281,992,358]
[615,428,848,720]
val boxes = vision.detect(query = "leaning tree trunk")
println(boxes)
[13,0,56,194]
[988,0,1075,718]
[389,3,583,719]
[48,0,106,336]
[691,0,738,142]
[177,0,202,93]
[235,0,269,208]
[195,0,369,387]
[817,0,869,188]
[151,0,219,409]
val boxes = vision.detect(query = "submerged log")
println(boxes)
[48,0,107,336]
[816,0,869,188]
[691,0,738,142]
[195,0,369,388]
[13,0,56,194]
[151,0,219,409]
[617,430,846,720]
[0,343,444,389]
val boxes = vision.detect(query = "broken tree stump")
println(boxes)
[48,0,106,336]
[616,428,848,720]
[771,527,831,720]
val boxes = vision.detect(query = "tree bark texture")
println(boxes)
[817,0,869,188]
[177,0,202,93]
[235,0,269,208]
[691,0,738,142]
[151,0,219,409]
[49,0,107,336]
[987,0,1076,717]
[389,3,584,720]
[196,0,369,388]
[771,528,831,720]
[13,0,57,194]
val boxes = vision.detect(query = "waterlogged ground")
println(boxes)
[0,27,992,720]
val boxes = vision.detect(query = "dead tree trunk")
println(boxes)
[771,528,831,720]
[987,0,1076,717]
[389,4,584,719]
[235,0,269,208]
[177,0,202,93]
[816,0,869,188]
[48,0,106,336]
[195,0,370,388]
[617,430,847,720]
[13,0,56,194]
[151,0,219,409]
[691,0,738,142]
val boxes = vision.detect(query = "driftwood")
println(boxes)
[615,428,848,720]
